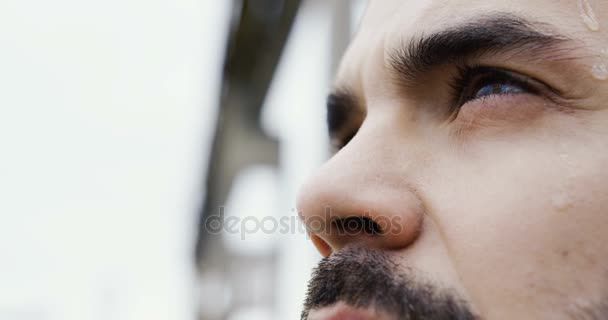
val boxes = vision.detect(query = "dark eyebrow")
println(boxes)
[388,13,573,84]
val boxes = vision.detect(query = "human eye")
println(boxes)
[448,65,547,119]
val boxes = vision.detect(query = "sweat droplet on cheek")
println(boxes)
[591,50,608,81]
[591,65,608,80]
[551,192,574,212]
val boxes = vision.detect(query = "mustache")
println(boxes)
[301,247,478,320]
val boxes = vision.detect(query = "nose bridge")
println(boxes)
[297,124,425,256]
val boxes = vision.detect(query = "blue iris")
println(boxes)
[475,83,524,99]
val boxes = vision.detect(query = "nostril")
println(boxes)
[310,233,332,257]
[332,216,383,237]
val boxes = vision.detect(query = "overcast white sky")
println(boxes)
[0,0,230,319]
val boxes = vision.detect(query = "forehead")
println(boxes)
[335,0,596,90]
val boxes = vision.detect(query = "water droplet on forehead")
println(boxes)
[579,0,600,31]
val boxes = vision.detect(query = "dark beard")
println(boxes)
[301,247,478,320]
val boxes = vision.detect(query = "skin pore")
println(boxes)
[297,0,608,319]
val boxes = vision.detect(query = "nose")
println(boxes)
[296,132,425,257]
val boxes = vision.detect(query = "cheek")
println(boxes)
[427,126,608,316]
[450,94,549,139]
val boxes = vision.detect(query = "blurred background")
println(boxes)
[0,0,366,319]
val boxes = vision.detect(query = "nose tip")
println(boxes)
[296,172,425,257]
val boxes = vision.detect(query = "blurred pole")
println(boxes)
[196,0,357,319]
[196,0,302,268]
[274,1,352,319]
[195,0,301,319]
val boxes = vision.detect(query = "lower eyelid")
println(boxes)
[452,93,548,128]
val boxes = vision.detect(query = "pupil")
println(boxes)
[492,83,502,93]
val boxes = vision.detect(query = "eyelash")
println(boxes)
[448,65,540,117]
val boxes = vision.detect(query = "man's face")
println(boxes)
[297,0,608,319]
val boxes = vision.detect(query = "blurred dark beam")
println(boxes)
[195,0,301,269]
